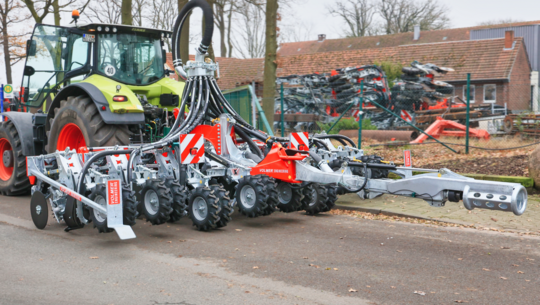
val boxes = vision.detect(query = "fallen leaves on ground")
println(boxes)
[252,266,259,269]
[349,288,357,293]
[414,291,426,296]
[329,209,540,236]
[89,256,99,259]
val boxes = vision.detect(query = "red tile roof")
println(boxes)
[167,37,529,90]
[278,20,540,56]
[277,38,528,82]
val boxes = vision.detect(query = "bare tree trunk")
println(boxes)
[226,3,233,58]
[178,0,190,64]
[262,0,278,129]
[52,0,61,25]
[1,16,12,84]
[121,0,132,25]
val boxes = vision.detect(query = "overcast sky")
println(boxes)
[3,0,540,86]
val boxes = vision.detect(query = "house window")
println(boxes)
[484,84,496,103]
[463,85,475,103]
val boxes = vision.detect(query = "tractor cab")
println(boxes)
[21,23,172,109]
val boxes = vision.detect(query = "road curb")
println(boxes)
[334,204,466,225]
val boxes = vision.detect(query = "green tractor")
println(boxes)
[0,20,184,195]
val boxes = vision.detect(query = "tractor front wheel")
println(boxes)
[46,95,130,153]
[0,120,30,195]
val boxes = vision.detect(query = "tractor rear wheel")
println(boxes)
[0,120,30,195]
[45,95,130,153]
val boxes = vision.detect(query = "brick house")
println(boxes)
[196,34,530,111]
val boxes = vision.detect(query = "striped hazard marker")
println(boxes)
[179,133,205,164]
[352,110,362,122]
[289,132,309,151]
[400,110,413,123]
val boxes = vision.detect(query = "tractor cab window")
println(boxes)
[21,25,89,108]
[97,33,165,85]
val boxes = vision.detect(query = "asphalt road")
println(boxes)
[1,195,539,305]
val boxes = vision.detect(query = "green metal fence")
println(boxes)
[222,85,252,125]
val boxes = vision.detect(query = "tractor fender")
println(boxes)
[2,112,35,156]
[46,83,145,130]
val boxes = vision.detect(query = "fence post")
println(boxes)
[466,73,470,154]
[280,83,284,137]
[358,80,364,148]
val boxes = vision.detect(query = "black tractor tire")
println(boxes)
[322,185,338,212]
[302,184,329,215]
[166,180,189,223]
[140,180,173,225]
[236,175,269,218]
[299,184,315,211]
[0,120,30,195]
[188,186,221,231]
[45,95,130,153]
[260,175,279,216]
[122,184,139,226]
[88,184,113,233]
[276,181,304,213]
[211,184,233,228]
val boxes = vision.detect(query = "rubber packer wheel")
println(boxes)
[302,184,329,215]
[188,186,221,231]
[166,180,189,223]
[276,181,304,213]
[88,185,113,233]
[236,175,269,218]
[140,180,173,225]
[260,176,279,216]
[0,120,30,195]
[321,185,338,212]
[210,184,233,228]
[45,95,130,153]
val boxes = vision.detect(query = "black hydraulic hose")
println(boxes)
[179,76,201,132]
[210,78,253,129]
[172,0,214,76]
[315,134,356,148]
[76,149,133,195]
[234,125,264,159]
[205,151,230,166]
[127,149,140,184]
[313,138,332,150]
[163,79,193,141]
[348,162,397,171]
[236,124,266,142]
[183,77,211,134]
[347,163,369,193]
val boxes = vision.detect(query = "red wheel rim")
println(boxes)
[57,123,87,151]
[0,138,13,181]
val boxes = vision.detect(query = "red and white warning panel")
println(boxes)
[352,110,362,122]
[400,110,413,123]
[180,133,205,164]
[289,132,310,151]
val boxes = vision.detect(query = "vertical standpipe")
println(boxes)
[466,73,471,154]
[358,81,364,148]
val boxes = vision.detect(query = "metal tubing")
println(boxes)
[28,168,107,214]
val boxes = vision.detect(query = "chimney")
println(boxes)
[413,25,420,40]
[504,30,515,49]
[318,34,326,42]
